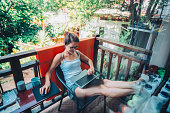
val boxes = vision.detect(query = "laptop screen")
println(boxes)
[70,69,98,88]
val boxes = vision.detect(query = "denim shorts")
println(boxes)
[67,79,103,100]
[68,84,78,100]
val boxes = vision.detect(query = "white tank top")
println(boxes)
[60,51,82,87]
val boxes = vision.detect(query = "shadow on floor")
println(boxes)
[38,96,127,113]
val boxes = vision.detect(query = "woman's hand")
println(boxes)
[40,80,51,95]
[87,67,94,75]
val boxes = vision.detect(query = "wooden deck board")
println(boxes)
[39,96,126,113]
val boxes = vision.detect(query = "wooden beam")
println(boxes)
[138,63,145,74]
[115,56,122,80]
[98,45,147,64]
[124,60,132,81]
[107,53,113,79]
[0,50,37,63]
[100,50,105,73]
[96,37,151,55]
[10,58,24,88]
[93,38,99,69]
[33,60,39,77]
[0,61,39,77]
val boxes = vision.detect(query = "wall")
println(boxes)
[150,13,170,67]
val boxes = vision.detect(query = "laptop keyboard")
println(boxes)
[76,75,96,88]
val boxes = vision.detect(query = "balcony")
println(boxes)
[0,36,169,113]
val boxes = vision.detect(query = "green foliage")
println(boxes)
[0,0,42,56]
[0,0,124,57]
[35,30,55,47]
[45,24,65,38]
[0,62,10,69]
[119,29,131,44]
[129,0,167,25]
[54,0,109,27]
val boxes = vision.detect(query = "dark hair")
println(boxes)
[64,32,79,45]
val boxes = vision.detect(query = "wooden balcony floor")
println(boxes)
[38,96,127,113]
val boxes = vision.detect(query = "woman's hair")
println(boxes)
[64,32,79,45]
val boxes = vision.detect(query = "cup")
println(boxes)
[31,77,41,87]
[17,80,26,91]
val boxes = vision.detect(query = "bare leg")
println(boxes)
[102,79,136,89]
[75,84,134,98]
[102,87,134,97]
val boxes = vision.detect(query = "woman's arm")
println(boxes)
[78,50,94,75]
[40,53,62,94]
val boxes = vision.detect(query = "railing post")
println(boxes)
[138,63,145,74]
[115,56,122,80]
[124,60,132,81]
[33,60,39,77]
[100,50,105,73]
[93,35,100,69]
[107,53,113,79]
[0,83,3,93]
[10,58,24,88]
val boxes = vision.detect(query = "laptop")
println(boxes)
[70,69,98,88]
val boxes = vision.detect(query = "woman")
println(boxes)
[40,32,138,99]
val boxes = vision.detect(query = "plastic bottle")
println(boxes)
[133,76,147,95]
[143,84,153,96]
[127,100,135,108]
[138,79,146,86]
[166,102,170,112]
[165,79,170,85]
[141,91,169,113]
[148,79,160,93]
[157,91,169,111]
[149,74,162,84]
[146,74,162,94]
[127,94,148,112]
[140,73,149,82]
[167,79,170,84]
[161,81,170,96]
[132,95,146,107]
[140,96,159,113]
[133,83,143,95]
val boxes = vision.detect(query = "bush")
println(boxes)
[0,0,42,56]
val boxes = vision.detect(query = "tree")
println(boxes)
[129,0,168,25]
[53,0,109,27]
[0,0,43,55]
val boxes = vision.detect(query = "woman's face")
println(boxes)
[65,42,79,55]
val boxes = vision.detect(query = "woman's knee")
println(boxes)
[75,88,86,97]
[100,85,109,96]
[103,79,112,86]
[102,79,110,83]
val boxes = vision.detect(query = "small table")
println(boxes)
[12,79,61,113]
[12,88,38,113]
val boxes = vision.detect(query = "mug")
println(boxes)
[31,77,41,87]
[17,80,26,91]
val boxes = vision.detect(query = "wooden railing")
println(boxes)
[0,50,39,92]
[0,37,152,90]
[0,36,167,112]
[0,37,95,112]
[93,36,152,81]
